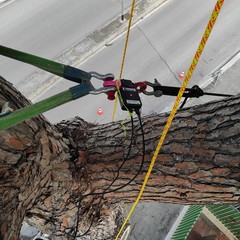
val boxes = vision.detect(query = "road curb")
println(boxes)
[161,49,240,113]
[17,0,168,100]
[200,49,240,89]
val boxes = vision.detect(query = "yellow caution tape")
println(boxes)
[115,0,225,239]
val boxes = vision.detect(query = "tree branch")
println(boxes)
[0,75,239,239]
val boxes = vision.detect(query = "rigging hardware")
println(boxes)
[142,78,233,108]
[118,79,142,113]
[0,45,115,131]
[143,78,233,98]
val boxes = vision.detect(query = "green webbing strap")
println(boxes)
[0,45,95,131]
[0,83,93,131]
[0,45,91,84]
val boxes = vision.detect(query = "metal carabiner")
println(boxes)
[89,71,114,80]
[89,86,116,95]
[142,79,163,97]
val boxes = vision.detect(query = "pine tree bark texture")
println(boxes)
[0,76,239,239]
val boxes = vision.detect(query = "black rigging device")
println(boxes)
[118,79,142,112]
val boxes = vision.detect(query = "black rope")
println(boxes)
[71,116,134,239]
[203,92,233,97]
[146,81,234,99]
[179,87,233,109]
[69,113,145,239]
[180,97,188,109]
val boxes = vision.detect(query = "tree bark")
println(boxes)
[0,76,239,239]
[0,76,72,239]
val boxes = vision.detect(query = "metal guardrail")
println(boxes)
[171,205,203,240]
[206,205,240,239]
[170,204,240,240]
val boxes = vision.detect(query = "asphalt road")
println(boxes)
[0,0,136,86]
[38,0,240,124]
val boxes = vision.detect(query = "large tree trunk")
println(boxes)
[0,76,239,239]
